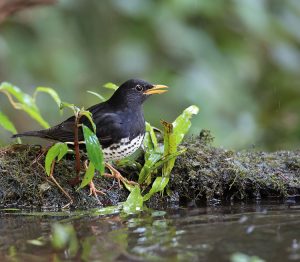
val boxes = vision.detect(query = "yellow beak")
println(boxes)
[144,84,168,95]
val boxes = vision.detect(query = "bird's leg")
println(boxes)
[74,115,81,175]
[104,163,138,188]
[83,160,106,202]
[30,145,50,166]
[89,180,106,197]
[48,160,73,208]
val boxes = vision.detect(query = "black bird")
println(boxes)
[12,79,168,196]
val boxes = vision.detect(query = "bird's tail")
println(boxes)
[12,130,49,139]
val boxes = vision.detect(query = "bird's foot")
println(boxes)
[104,163,138,189]
[89,180,106,197]
[88,180,105,205]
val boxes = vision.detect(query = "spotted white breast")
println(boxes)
[102,134,144,161]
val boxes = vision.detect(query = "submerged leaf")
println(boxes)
[51,223,79,256]
[123,186,143,214]
[45,143,68,176]
[82,125,104,174]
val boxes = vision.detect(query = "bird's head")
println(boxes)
[109,79,168,107]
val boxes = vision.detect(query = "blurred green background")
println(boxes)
[0,0,299,150]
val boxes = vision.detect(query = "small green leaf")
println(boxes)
[45,143,68,176]
[33,87,62,108]
[161,120,177,177]
[123,186,143,214]
[60,102,80,116]
[87,90,105,101]
[78,162,95,189]
[80,110,96,133]
[143,176,170,201]
[0,82,50,128]
[82,125,104,174]
[138,151,162,184]
[0,111,17,134]
[172,105,199,146]
[145,122,158,150]
[0,82,38,110]
[103,82,118,90]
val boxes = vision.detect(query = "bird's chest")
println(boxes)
[102,134,144,161]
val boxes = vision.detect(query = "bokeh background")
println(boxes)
[0,0,299,150]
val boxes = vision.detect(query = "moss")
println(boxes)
[170,130,300,203]
[0,130,299,209]
[0,144,129,209]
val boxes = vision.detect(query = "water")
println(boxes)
[0,201,300,261]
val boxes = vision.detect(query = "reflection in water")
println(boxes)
[0,202,300,261]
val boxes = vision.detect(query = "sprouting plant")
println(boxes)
[43,102,106,206]
[122,106,199,214]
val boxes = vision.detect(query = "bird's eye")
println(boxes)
[135,85,143,92]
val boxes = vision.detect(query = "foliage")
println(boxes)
[123,105,199,214]
[45,142,68,175]
[1,1,299,150]
[0,83,62,129]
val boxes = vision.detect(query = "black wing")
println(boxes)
[32,104,126,148]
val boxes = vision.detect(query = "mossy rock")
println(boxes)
[0,130,299,209]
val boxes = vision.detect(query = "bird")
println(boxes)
[12,79,168,197]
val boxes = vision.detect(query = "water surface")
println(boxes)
[0,201,300,261]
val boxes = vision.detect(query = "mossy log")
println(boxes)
[0,131,299,209]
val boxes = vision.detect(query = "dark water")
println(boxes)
[0,201,300,261]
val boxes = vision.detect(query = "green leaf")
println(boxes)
[145,122,158,150]
[87,90,105,101]
[45,143,68,176]
[138,149,185,186]
[103,82,118,90]
[162,105,199,177]
[59,102,80,114]
[78,162,95,189]
[161,120,176,177]
[33,87,62,108]
[172,105,199,146]
[82,125,104,174]
[0,82,49,128]
[138,151,162,184]
[143,176,170,201]
[80,110,96,133]
[149,149,185,173]
[0,82,37,109]
[123,186,143,214]
[0,111,17,134]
